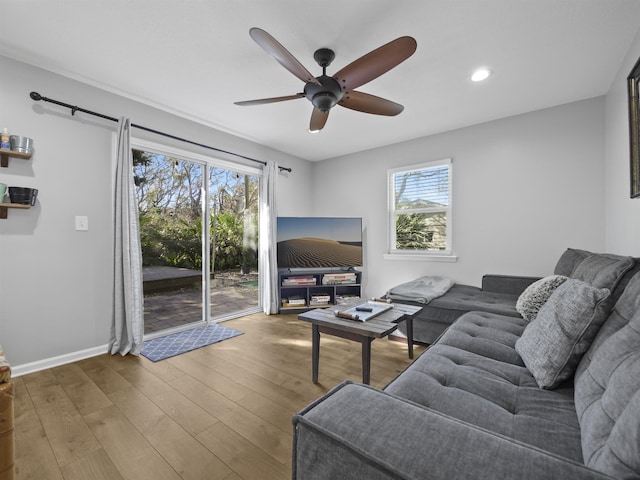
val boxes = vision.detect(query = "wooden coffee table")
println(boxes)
[297,301,423,385]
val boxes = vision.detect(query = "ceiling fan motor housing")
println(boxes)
[304,75,344,112]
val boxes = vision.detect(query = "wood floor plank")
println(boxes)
[196,421,289,480]
[192,348,314,411]
[107,385,173,435]
[51,363,113,416]
[23,370,102,467]
[84,405,182,480]
[116,363,219,436]
[222,473,244,480]
[141,413,233,480]
[235,391,298,435]
[12,376,65,480]
[77,359,132,394]
[167,353,254,403]
[107,384,231,480]
[171,374,292,466]
[60,448,124,480]
[124,353,187,383]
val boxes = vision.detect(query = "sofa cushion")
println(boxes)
[419,284,520,318]
[574,308,640,479]
[576,271,640,381]
[516,275,568,322]
[394,284,521,344]
[571,253,634,291]
[554,248,592,276]
[515,280,610,389]
[385,312,584,461]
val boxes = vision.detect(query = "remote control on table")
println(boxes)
[355,306,373,312]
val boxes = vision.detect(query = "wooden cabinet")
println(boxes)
[278,270,362,313]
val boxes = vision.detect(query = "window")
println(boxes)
[388,159,452,257]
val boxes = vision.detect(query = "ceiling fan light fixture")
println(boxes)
[471,67,492,82]
[311,91,337,112]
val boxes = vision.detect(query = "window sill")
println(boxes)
[383,253,458,263]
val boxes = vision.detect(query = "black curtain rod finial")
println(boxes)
[30,91,43,101]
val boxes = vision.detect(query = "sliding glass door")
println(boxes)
[133,142,261,335]
[134,149,204,334]
[208,168,260,321]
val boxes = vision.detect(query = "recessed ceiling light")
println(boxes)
[471,68,492,82]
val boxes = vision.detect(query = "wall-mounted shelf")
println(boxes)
[0,148,32,168]
[0,203,30,219]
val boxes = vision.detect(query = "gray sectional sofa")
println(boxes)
[292,249,640,479]
[392,248,639,344]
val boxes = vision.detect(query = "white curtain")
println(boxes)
[110,118,144,355]
[259,161,279,314]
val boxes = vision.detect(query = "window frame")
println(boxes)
[385,158,455,261]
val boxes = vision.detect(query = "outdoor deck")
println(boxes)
[143,266,259,334]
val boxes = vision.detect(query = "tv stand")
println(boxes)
[278,270,362,313]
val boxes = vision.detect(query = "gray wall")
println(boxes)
[0,56,311,368]
[312,98,607,298]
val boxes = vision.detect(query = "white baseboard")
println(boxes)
[12,344,109,377]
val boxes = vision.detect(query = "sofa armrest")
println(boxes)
[293,382,613,480]
[481,274,541,296]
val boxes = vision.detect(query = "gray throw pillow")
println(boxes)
[553,248,592,276]
[516,274,568,322]
[515,279,610,389]
[571,253,634,290]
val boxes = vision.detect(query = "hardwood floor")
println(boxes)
[13,312,425,480]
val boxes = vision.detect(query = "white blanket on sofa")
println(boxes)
[386,276,455,304]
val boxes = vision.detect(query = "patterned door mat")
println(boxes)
[141,323,243,362]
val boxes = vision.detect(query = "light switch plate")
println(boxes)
[75,216,89,231]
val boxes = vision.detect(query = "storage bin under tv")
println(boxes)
[279,270,362,313]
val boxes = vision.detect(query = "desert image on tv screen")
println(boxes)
[277,217,362,268]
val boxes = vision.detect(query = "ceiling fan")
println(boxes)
[235,28,417,132]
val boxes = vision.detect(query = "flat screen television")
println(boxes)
[277,217,363,269]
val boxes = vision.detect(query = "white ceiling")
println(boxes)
[1,0,639,162]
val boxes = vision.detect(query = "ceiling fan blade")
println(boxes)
[338,91,404,116]
[309,108,329,132]
[333,36,417,91]
[249,28,321,86]
[234,93,304,106]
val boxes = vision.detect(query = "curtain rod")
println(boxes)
[29,91,292,173]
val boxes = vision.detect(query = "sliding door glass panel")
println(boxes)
[133,149,204,334]
[209,168,260,320]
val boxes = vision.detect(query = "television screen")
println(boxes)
[277,217,363,269]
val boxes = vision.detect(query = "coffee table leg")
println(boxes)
[312,324,320,383]
[361,337,373,385]
[406,317,414,359]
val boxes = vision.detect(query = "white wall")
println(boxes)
[0,56,312,368]
[312,98,607,298]
[605,28,640,254]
